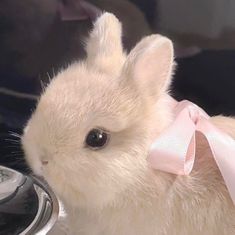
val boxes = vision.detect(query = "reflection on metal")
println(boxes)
[20,178,59,235]
[0,165,59,235]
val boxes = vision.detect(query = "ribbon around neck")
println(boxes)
[148,100,235,205]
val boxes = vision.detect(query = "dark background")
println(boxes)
[1,0,235,173]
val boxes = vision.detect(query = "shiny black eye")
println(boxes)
[85,129,109,149]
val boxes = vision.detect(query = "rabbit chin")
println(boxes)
[21,136,43,176]
[28,158,44,176]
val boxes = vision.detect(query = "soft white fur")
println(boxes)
[22,13,235,235]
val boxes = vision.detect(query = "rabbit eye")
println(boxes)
[85,128,109,149]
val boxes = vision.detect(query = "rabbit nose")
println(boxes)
[41,159,49,165]
[42,160,48,165]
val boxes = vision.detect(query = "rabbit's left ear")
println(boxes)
[122,35,174,100]
[86,13,125,75]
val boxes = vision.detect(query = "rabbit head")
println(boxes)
[22,13,175,209]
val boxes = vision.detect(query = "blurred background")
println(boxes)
[0,0,235,172]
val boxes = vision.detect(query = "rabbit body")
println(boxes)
[63,119,235,235]
[22,13,235,235]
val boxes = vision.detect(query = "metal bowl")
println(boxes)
[0,165,59,235]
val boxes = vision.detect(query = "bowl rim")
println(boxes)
[20,176,60,235]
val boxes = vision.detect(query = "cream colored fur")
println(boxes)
[22,13,235,235]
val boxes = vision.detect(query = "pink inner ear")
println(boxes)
[59,0,102,21]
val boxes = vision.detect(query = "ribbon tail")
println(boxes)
[198,117,235,204]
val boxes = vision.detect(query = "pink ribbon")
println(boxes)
[148,99,235,204]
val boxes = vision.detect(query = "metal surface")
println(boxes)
[0,166,25,201]
[24,177,59,235]
[0,166,59,235]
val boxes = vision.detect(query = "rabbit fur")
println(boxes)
[22,13,235,235]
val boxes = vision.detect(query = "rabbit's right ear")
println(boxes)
[86,13,125,75]
[122,35,174,101]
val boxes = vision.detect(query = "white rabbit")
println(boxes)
[22,13,235,235]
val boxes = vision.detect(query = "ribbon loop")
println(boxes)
[148,100,235,204]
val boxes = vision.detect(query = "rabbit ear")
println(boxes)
[122,35,174,100]
[86,13,125,75]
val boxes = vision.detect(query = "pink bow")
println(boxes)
[148,100,235,204]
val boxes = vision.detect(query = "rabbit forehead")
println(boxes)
[33,64,141,143]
